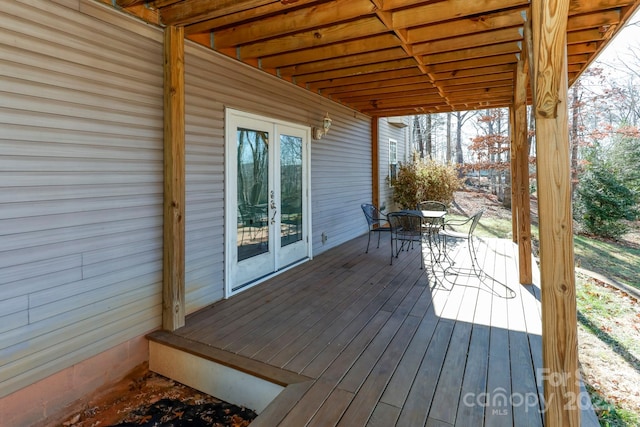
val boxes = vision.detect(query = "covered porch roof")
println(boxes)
[100,1,639,425]
[115,0,639,117]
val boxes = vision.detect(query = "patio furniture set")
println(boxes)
[361,202,516,298]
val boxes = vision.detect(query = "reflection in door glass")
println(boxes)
[280,135,303,247]
[237,128,269,261]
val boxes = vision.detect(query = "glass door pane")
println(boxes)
[280,134,303,247]
[237,128,269,262]
[225,109,310,297]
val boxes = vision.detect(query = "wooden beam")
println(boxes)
[308,68,422,91]
[115,0,145,6]
[432,63,515,81]
[351,94,448,110]
[240,17,389,60]
[567,28,607,44]
[510,104,518,242]
[406,8,526,43]
[278,48,407,77]
[513,58,533,284]
[372,117,380,210]
[184,0,319,35]
[424,54,518,74]
[438,72,513,88]
[569,0,630,15]
[421,42,521,66]
[531,0,580,425]
[567,9,621,31]
[293,58,417,84]
[210,0,375,48]
[567,42,598,56]
[258,33,398,68]
[163,26,186,331]
[160,0,274,26]
[523,11,536,105]
[322,77,435,96]
[444,86,513,100]
[412,27,523,56]
[391,0,529,29]
[442,79,513,94]
[338,87,439,101]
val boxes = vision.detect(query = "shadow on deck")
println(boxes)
[148,234,598,427]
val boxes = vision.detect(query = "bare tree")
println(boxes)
[468,109,510,198]
[446,112,452,163]
[454,110,474,166]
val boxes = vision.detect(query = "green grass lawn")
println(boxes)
[575,274,640,427]
[445,214,526,240]
[574,235,640,291]
[465,214,640,292]
[463,212,640,425]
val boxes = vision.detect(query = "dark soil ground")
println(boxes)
[58,365,256,427]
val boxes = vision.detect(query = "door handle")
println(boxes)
[270,190,277,224]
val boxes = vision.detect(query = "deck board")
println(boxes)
[148,234,596,426]
[395,319,456,426]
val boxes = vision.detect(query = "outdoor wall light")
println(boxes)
[313,112,332,140]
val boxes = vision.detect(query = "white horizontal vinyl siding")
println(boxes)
[183,53,225,312]
[311,115,371,252]
[0,0,163,397]
[379,117,410,212]
[183,43,373,306]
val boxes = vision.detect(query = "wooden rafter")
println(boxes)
[113,0,640,117]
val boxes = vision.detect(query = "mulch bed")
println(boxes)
[111,398,256,427]
[60,368,257,427]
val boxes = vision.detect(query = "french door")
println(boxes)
[225,109,311,296]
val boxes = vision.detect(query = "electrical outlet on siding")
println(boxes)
[321,232,328,244]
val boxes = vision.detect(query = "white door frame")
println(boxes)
[224,108,312,298]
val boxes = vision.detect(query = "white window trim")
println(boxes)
[389,138,398,187]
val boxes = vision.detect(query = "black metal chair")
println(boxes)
[388,211,425,269]
[361,203,391,253]
[417,200,447,212]
[238,203,268,241]
[439,209,484,268]
[439,209,516,297]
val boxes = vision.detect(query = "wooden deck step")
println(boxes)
[148,330,311,414]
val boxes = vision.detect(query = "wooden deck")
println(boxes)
[148,234,597,426]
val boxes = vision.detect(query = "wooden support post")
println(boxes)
[532,0,580,425]
[163,26,186,331]
[509,106,518,243]
[372,117,380,209]
[513,59,533,284]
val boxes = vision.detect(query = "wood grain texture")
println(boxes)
[163,26,186,331]
[110,0,640,117]
[532,0,570,118]
[372,117,380,210]
[149,236,599,425]
[513,59,533,284]
[532,0,580,425]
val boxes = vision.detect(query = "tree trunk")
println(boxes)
[426,114,433,159]
[446,112,452,163]
[414,115,424,158]
[487,110,497,195]
[570,85,580,199]
[455,112,464,166]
